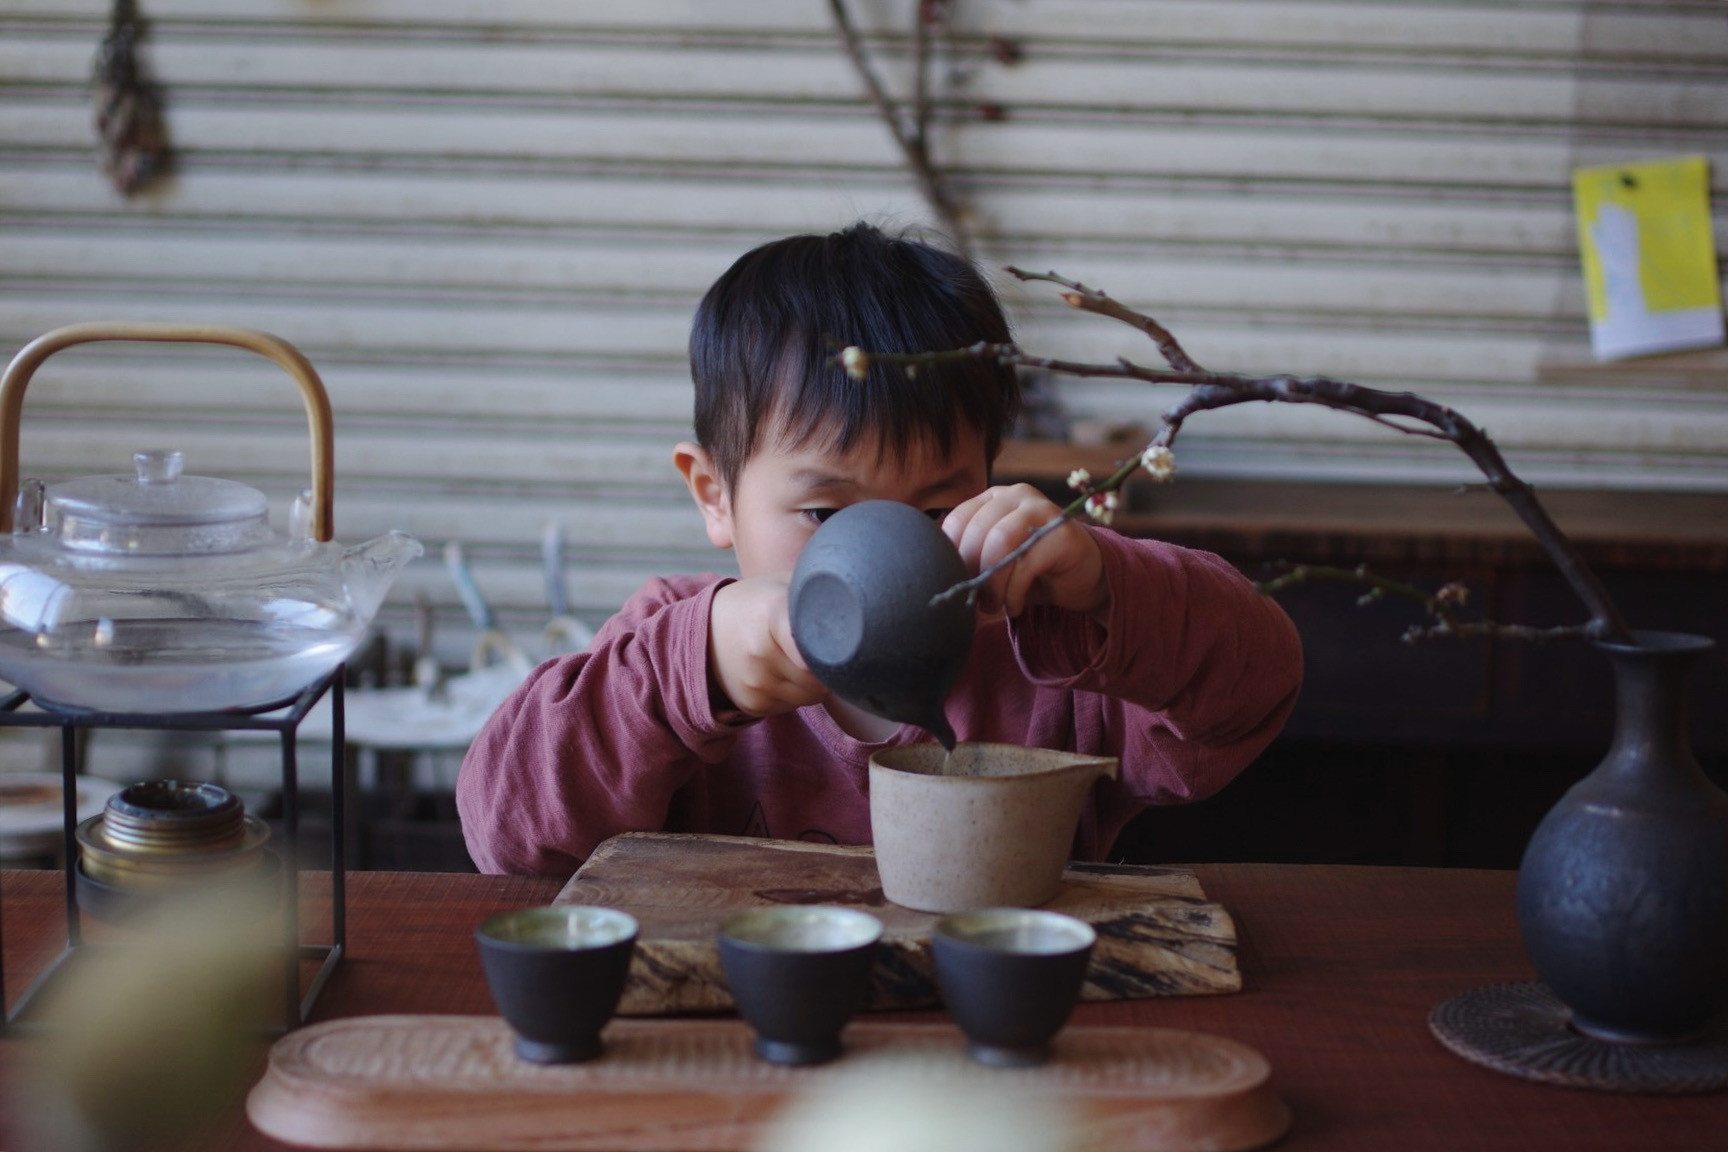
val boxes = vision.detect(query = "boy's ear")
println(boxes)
[673,441,734,550]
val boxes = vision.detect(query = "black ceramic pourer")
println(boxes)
[718,906,882,1066]
[475,906,639,1064]
[931,908,1096,1068]
[788,500,974,749]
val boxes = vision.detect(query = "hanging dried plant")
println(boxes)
[93,0,172,195]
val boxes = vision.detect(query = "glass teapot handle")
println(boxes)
[0,322,335,541]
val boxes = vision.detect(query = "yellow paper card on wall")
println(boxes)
[1573,155,1724,361]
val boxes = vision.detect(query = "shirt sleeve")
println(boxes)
[1007,526,1303,807]
[456,576,750,875]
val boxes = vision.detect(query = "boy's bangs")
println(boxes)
[764,335,977,471]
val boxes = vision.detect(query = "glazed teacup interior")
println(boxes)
[935,908,1097,954]
[720,906,882,951]
[479,906,637,950]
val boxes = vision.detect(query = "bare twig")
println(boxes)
[837,270,1635,644]
[828,0,972,256]
[912,0,938,150]
[1255,562,1443,605]
[1254,563,1592,645]
[1404,619,1595,643]
[1008,267,1202,373]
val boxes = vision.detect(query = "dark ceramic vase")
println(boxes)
[1517,631,1728,1043]
[788,500,974,748]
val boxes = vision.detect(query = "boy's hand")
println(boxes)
[709,576,828,718]
[943,484,1108,620]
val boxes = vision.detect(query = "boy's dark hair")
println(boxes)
[689,223,1020,491]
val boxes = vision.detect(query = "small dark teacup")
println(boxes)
[475,905,638,1064]
[718,905,883,1066]
[932,908,1096,1067]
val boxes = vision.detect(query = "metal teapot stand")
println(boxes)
[0,666,347,1036]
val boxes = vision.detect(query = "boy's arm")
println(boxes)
[1007,527,1303,804]
[456,577,748,875]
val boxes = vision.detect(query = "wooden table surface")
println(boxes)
[3,864,1725,1150]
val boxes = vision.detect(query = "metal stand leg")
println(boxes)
[61,723,80,947]
[281,723,301,1029]
[0,665,348,1034]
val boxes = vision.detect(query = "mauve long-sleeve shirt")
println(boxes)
[457,527,1303,876]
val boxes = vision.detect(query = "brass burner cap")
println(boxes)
[101,780,245,853]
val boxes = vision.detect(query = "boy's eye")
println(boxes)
[801,508,839,525]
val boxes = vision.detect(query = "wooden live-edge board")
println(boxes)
[554,832,1240,1014]
[246,1016,1291,1152]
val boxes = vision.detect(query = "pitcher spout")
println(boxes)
[342,530,423,620]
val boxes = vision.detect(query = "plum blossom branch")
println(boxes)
[828,0,973,256]
[835,268,1633,643]
[1256,563,1594,645]
[1011,268,1203,374]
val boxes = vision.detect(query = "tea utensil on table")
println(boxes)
[932,907,1096,1067]
[0,323,421,713]
[717,905,882,1066]
[223,539,550,751]
[475,905,638,1064]
[870,743,1119,912]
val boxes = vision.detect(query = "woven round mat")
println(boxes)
[1429,982,1728,1094]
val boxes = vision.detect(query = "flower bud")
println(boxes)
[840,346,870,381]
[1435,582,1470,607]
[1139,445,1177,482]
[1085,490,1118,525]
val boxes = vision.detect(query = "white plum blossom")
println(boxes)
[1066,467,1091,491]
[1139,444,1177,482]
[840,346,871,381]
[1085,490,1118,525]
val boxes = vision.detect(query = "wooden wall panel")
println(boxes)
[1,0,1723,656]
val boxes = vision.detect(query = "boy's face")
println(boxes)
[677,425,991,578]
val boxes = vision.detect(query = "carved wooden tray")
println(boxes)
[556,832,1240,1014]
[246,1016,1290,1152]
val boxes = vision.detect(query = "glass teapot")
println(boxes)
[0,323,422,713]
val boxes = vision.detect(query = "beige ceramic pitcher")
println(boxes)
[868,743,1119,913]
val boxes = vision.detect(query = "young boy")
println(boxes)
[457,223,1302,876]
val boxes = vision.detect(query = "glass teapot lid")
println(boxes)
[44,449,275,556]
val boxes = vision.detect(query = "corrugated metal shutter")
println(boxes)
[2,0,1725,654]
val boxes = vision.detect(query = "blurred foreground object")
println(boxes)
[757,1057,1081,1152]
[12,883,275,1152]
